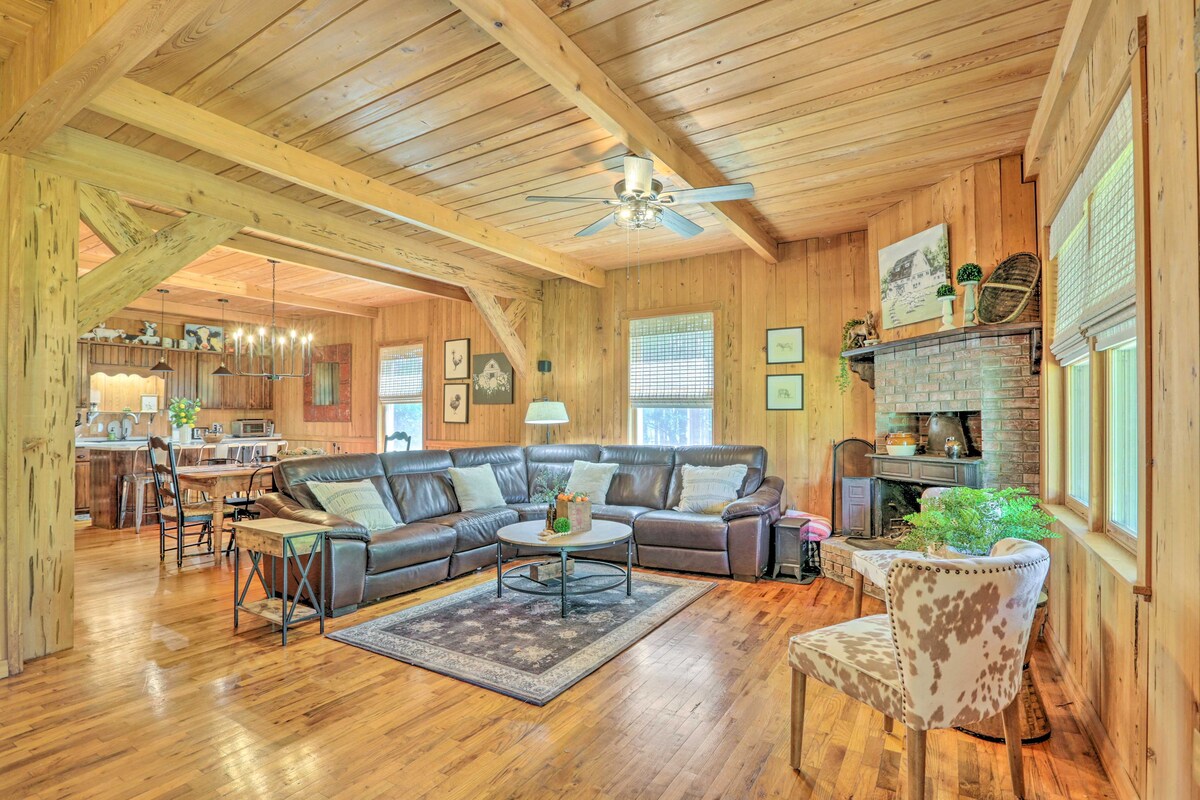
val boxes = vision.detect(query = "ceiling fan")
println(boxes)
[525,155,754,239]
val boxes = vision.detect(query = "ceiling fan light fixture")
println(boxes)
[614,200,661,231]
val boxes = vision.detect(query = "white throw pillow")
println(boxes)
[307,479,398,531]
[674,464,749,514]
[564,460,619,503]
[448,464,507,511]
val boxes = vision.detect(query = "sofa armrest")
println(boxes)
[723,476,784,521]
[256,493,370,542]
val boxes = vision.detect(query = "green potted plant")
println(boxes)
[167,397,201,444]
[956,263,983,327]
[837,317,865,393]
[936,282,956,331]
[900,486,1058,556]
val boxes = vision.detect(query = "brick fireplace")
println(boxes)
[871,325,1041,492]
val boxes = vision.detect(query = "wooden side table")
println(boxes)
[232,518,328,646]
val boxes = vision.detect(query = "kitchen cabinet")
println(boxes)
[79,341,272,410]
[74,451,91,514]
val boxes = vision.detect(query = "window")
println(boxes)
[1106,340,1137,535]
[629,312,714,446]
[1066,358,1091,507]
[1049,88,1142,545]
[379,343,423,450]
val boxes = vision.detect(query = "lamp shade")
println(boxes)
[525,400,568,425]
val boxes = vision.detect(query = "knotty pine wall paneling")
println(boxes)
[866,154,1040,343]
[1030,0,1199,797]
[541,241,875,514]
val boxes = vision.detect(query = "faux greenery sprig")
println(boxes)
[900,486,1057,556]
[167,397,201,428]
[837,317,865,394]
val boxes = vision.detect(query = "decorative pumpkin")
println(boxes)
[553,517,571,534]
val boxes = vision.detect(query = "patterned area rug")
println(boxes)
[328,565,715,705]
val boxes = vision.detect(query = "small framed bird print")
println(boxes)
[444,338,470,380]
[443,382,469,424]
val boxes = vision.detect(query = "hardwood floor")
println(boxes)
[0,526,1115,800]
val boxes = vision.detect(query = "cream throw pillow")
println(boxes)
[674,464,749,514]
[448,464,507,511]
[564,460,619,503]
[307,479,397,531]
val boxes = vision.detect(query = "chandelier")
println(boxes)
[228,260,314,381]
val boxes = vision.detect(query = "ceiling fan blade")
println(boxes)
[623,155,655,196]
[658,183,755,205]
[575,212,617,237]
[526,195,613,204]
[658,207,704,238]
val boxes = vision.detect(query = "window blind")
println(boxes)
[379,343,423,404]
[629,312,714,408]
[1049,89,1135,362]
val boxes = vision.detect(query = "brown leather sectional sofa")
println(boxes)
[259,444,783,615]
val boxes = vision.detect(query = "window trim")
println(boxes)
[376,336,427,451]
[622,302,721,445]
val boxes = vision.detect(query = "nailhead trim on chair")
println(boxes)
[884,551,1050,727]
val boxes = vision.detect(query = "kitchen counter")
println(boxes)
[79,435,285,528]
[75,435,283,451]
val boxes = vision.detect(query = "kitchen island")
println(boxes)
[80,436,284,529]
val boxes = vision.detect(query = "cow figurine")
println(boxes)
[132,320,160,346]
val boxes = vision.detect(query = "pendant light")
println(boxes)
[149,289,174,373]
[211,298,235,377]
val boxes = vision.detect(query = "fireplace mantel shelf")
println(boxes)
[841,321,1042,388]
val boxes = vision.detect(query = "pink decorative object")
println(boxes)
[785,509,832,541]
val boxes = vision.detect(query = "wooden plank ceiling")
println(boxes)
[0,1,50,63]
[64,0,1068,297]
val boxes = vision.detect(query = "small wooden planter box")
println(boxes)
[556,498,592,533]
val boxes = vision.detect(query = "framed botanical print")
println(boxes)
[766,326,804,364]
[766,374,804,411]
[443,382,469,424]
[444,338,470,380]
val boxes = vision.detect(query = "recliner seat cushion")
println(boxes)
[591,504,654,527]
[635,510,729,551]
[365,522,457,574]
[425,507,519,553]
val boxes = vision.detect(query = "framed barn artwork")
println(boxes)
[878,223,950,329]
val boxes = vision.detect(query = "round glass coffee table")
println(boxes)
[496,519,633,617]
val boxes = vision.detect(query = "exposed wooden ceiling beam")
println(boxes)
[121,296,275,327]
[465,287,528,379]
[504,299,529,330]
[89,79,605,288]
[135,207,469,303]
[1023,0,1111,178]
[450,0,779,263]
[77,213,242,333]
[31,127,542,300]
[0,0,214,155]
[79,186,380,318]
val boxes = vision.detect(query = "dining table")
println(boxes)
[174,464,270,557]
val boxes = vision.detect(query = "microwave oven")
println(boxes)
[232,419,273,437]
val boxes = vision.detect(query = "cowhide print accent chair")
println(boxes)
[788,539,1050,799]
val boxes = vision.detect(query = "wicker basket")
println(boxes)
[977,252,1041,324]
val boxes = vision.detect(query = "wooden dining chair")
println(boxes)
[146,436,216,567]
[789,539,1050,799]
[384,430,412,451]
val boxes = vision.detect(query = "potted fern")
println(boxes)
[900,486,1057,556]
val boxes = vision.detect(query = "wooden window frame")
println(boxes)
[375,336,427,452]
[622,302,722,446]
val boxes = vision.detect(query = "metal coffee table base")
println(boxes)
[497,539,633,617]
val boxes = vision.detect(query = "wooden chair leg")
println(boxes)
[1001,696,1025,799]
[852,572,864,617]
[906,727,926,800]
[883,715,894,734]
[790,670,807,770]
